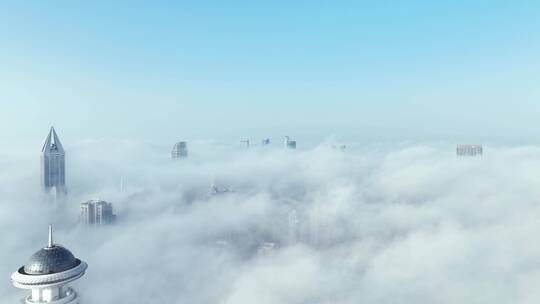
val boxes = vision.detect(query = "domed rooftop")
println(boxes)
[22,226,79,275]
[23,246,79,275]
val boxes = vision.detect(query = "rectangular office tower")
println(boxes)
[456,144,483,157]
[80,200,116,225]
[285,136,297,149]
[171,141,188,159]
[41,127,66,194]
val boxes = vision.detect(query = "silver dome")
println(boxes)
[23,245,80,275]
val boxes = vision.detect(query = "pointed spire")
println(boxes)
[47,224,54,248]
[51,127,64,152]
[42,127,53,152]
[42,126,65,154]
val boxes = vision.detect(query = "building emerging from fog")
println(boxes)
[171,141,188,159]
[80,199,116,225]
[285,136,296,149]
[456,144,483,157]
[11,225,87,304]
[41,127,66,195]
[288,209,300,245]
[257,242,277,257]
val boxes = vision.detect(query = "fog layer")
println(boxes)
[2,141,540,304]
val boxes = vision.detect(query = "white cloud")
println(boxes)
[2,141,540,303]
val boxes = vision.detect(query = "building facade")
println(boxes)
[285,136,297,149]
[171,141,188,159]
[41,127,66,195]
[456,144,483,157]
[80,200,116,225]
[288,209,300,245]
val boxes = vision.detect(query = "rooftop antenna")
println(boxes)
[47,224,54,248]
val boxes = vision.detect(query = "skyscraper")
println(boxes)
[288,209,300,245]
[285,136,297,149]
[456,144,483,157]
[171,141,188,159]
[11,225,88,304]
[80,199,116,225]
[41,127,66,195]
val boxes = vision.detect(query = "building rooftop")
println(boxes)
[23,246,80,275]
[21,226,79,275]
[42,126,64,154]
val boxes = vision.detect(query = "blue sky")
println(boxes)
[1,1,539,144]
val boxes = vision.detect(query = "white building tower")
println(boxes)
[11,226,88,304]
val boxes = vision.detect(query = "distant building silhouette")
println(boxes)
[285,136,296,149]
[80,199,116,225]
[261,138,270,145]
[171,141,188,159]
[456,144,483,157]
[288,209,300,245]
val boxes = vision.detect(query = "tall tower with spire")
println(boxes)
[11,225,88,303]
[41,127,66,195]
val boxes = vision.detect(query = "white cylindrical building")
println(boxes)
[11,226,88,304]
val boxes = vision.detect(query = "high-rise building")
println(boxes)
[285,136,297,149]
[309,206,332,248]
[41,127,66,195]
[80,199,116,225]
[456,144,483,157]
[80,202,94,225]
[11,225,88,304]
[171,141,188,159]
[288,209,300,245]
